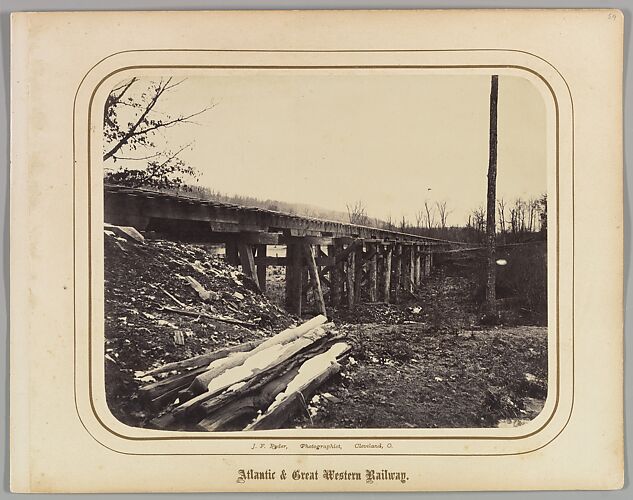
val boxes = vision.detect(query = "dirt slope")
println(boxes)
[104,231,294,426]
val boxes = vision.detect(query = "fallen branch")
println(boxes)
[161,288,187,308]
[158,306,258,328]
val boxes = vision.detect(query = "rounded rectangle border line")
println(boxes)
[73,48,574,456]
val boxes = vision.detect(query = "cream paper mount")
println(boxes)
[10,9,623,492]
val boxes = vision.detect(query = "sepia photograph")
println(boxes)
[9,7,625,493]
[102,70,549,432]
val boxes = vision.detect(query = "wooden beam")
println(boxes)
[225,241,239,266]
[285,244,303,315]
[320,239,363,275]
[403,245,415,294]
[393,244,402,302]
[354,245,364,304]
[382,245,392,303]
[424,247,432,276]
[281,235,334,246]
[255,256,287,266]
[238,242,260,290]
[346,246,355,309]
[413,246,421,286]
[367,242,378,302]
[329,242,343,306]
[254,255,333,267]
[255,244,267,292]
[239,231,280,245]
[302,243,327,316]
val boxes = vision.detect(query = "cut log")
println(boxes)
[141,338,266,377]
[196,365,301,431]
[192,332,346,423]
[139,365,210,407]
[174,323,331,418]
[182,316,327,398]
[245,342,350,430]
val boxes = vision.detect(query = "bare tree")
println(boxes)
[538,194,547,234]
[497,198,507,234]
[346,200,369,225]
[399,216,408,232]
[485,74,499,318]
[103,77,215,189]
[469,206,486,233]
[435,200,452,229]
[415,209,425,229]
[423,200,436,229]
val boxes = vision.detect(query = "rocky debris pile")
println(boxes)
[103,224,295,427]
[140,315,350,431]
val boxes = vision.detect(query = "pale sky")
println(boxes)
[105,71,547,226]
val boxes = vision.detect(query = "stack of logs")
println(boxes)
[227,237,438,316]
[140,315,350,431]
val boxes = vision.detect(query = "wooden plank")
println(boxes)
[302,243,327,316]
[255,244,267,293]
[382,245,392,303]
[329,242,343,306]
[354,246,364,304]
[367,242,378,302]
[346,246,355,308]
[239,231,280,245]
[285,244,303,316]
[402,245,414,294]
[280,235,334,246]
[424,247,432,276]
[255,256,286,266]
[238,242,260,290]
[393,244,402,302]
[414,246,421,286]
[255,255,333,267]
[320,239,363,275]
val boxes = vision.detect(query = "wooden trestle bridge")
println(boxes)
[104,185,466,316]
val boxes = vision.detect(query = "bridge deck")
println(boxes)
[104,184,461,246]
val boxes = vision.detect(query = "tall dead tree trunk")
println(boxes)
[485,75,499,318]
